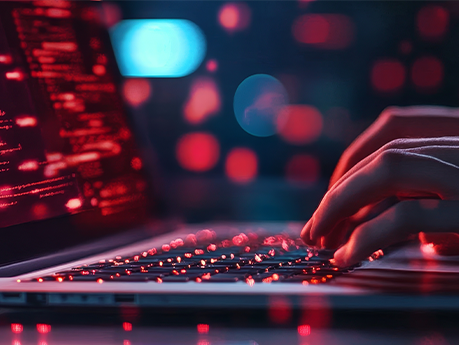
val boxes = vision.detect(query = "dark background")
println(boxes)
[111,1,459,223]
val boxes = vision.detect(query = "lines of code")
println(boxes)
[0,1,148,228]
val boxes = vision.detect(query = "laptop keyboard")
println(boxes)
[29,230,357,285]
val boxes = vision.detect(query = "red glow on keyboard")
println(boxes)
[123,341,131,345]
[37,324,51,334]
[42,42,77,52]
[18,160,39,171]
[97,278,104,284]
[298,324,311,336]
[0,55,12,64]
[246,277,255,287]
[37,278,43,283]
[15,117,37,127]
[6,71,24,81]
[122,322,132,331]
[65,198,82,210]
[57,277,63,282]
[197,324,209,334]
[11,323,23,333]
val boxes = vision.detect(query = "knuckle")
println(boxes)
[383,138,410,150]
[378,149,405,175]
[379,106,400,121]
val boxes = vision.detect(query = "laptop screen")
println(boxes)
[0,1,155,265]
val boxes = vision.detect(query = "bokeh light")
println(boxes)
[110,19,206,77]
[122,78,151,107]
[218,2,251,33]
[98,2,122,28]
[176,132,220,172]
[225,147,258,184]
[184,77,221,125]
[276,105,323,145]
[206,59,218,73]
[233,74,288,137]
[285,154,320,184]
[292,14,354,49]
[417,5,449,41]
[371,59,405,93]
[411,56,443,92]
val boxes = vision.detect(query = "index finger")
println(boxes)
[309,150,459,242]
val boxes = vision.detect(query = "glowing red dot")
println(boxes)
[183,77,221,125]
[122,79,151,107]
[285,154,320,184]
[123,322,132,331]
[176,132,220,172]
[371,59,405,92]
[218,2,251,33]
[131,157,142,170]
[411,56,443,91]
[206,59,218,72]
[197,324,209,334]
[417,6,449,41]
[99,2,122,28]
[11,323,23,334]
[225,147,258,184]
[65,198,82,210]
[36,324,51,334]
[92,64,106,76]
[298,324,311,336]
[292,14,354,49]
[277,105,323,145]
[293,14,329,44]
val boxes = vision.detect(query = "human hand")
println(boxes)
[301,106,459,266]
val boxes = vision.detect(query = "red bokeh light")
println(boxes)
[176,132,220,172]
[206,59,218,73]
[411,56,443,92]
[183,77,221,125]
[122,79,151,107]
[131,157,142,170]
[225,147,258,184]
[99,2,122,28]
[285,154,320,184]
[197,324,209,334]
[276,105,323,145]
[292,14,354,49]
[0,55,12,64]
[298,324,311,336]
[123,322,132,331]
[36,324,51,334]
[399,40,412,55]
[371,59,406,93]
[16,116,37,127]
[11,323,23,334]
[6,71,24,81]
[268,296,292,324]
[417,5,449,41]
[218,2,251,33]
[92,64,106,76]
[65,198,82,210]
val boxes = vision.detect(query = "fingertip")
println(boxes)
[332,245,348,267]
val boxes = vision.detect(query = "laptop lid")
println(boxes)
[0,1,159,266]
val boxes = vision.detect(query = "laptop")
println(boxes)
[0,0,458,321]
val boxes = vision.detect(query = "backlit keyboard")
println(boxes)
[30,230,357,285]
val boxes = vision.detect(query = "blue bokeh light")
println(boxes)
[233,74,288,137]
[110,19,206,78]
